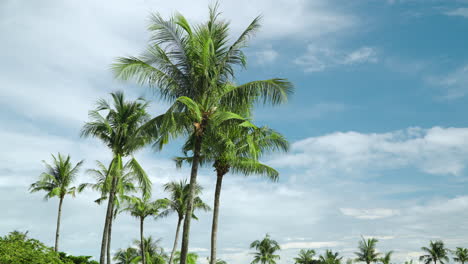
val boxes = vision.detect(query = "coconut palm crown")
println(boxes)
[419,241,449,264]
[29,153,83,252]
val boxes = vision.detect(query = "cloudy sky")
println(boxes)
[1,0,468,263]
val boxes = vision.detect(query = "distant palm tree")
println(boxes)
[122,196,168,264]
[161,180,210,264]
[420,241,449,264]
[29,153,83,251]
[379,252,393,264]
[113,247,139,264]
[81,91,152,264]
[294,249,316,264]
[174,251,198,264]
[79,160,138,264]
[250,234,281,264]
[133,236,168,264]
[320,250,343,264]
[454,248,468,264]
[355,237,380,264]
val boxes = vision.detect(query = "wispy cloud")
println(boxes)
[426,64,468,99]
[255,46,279,64]
[444,8,468,18]
[294,46,378,72]
[340,208,400,220]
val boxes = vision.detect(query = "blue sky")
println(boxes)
[1,0,468,263]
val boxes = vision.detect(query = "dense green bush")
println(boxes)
[0,231,97,264]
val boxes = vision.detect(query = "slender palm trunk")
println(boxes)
[100,175,118,264]
[140,217,146,264]
[210,172,225,264]
[169,217,183,264]
[180,134,203,264]
[106,203,115,264]
[54,196,64,252]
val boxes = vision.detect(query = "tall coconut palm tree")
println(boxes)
[29,153,83,252]
[454,248,468,264]
[420,241,449,264]
[355,237,380,264]
[79,160,139,264]
[294,249,316,264]
[81,91,153,264]
[122,196,168,264]
[113,247,139,264]
[379,252,393,264]
[250,234,281,264]
[320,250,343,264]
[161,180,210,264]
[112,5,293,264]
[176,125,288,264]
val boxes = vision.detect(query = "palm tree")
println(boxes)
[294,249,316,264]
[454,248,468,264]
[161,180,210,264]
[174,251,198,264]
[81,91,152,264]
[79,160,139,264]
[112,6,293,264]
[320,250,343,264]
[176,125,288,264]
[250,234,281,264]
[122,196,168,264]
[29,153,83,252]
[379,252,393,264]
[355,237,380,264]
[114,247,139,264]
[420,241,449,264]
[131,236,168,264]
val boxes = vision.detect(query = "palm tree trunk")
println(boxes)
[140,217,146,264]
[100,175,118,264]
[169,217,183,264]
[180,133,203,264]
[54,196,64,252]
[210,172,224,264]
[106,204,115,264]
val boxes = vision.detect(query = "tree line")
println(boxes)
[27,4,292,264]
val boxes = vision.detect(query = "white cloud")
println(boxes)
[343,47,378,65]
[426,65,468,99]
[340,208,400,220]
[255,46,279,64]
[271,126,468,176]
[444,8,468,18]
[294,46,378,72]
[281,241,340,250]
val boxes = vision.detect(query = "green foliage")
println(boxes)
[379,251,393,264]
[320,250,343,264]
[454,248,468,264]
[30,153,83,200]
[420,241,449,264]
[355,237,380,264]
[161,180,210,220]
[294,249,317,264]
[59,252,99,264]
[174,251,198,264]
[250,234,281,264]
[0,231,96,264]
